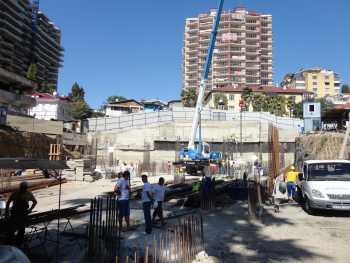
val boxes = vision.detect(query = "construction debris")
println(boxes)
[192,251,220,263]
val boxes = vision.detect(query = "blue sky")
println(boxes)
[40,0,350,108]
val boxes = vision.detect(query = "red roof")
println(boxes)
[209,85,312,94]
[335,103,350,110]
[31,92,70,101]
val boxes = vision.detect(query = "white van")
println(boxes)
[297,160,350,214]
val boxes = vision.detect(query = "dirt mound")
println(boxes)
[295,133,348,168]
[0,128,55,158]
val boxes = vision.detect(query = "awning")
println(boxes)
[0,158,68,169]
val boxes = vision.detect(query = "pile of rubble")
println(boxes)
[192,251,220,263]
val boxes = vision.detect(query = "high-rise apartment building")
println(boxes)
[182,7,273,92]
[0,0,63,91]
[282,68,341,98]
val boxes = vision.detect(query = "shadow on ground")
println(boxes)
[203,199,332,263]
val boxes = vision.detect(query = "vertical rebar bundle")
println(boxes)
[88,196,120,261]
[115,214,204,263]
[268,124,280,194]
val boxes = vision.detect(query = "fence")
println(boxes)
[88,108,303,132]
[88,196,120,261]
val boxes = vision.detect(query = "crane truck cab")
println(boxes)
[297,160,350,214]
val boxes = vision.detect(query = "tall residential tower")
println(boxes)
[0,0,63,91]
[182,7,273,92]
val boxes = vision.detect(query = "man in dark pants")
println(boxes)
[141,174,153,234]
[5,181,37,246]
[152,177,166,226]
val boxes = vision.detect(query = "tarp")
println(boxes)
[0,158,68,170]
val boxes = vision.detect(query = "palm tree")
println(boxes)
[241,87,253,109]
[251,93,266,112]
[181,88,197,107]
[286,97,295,117]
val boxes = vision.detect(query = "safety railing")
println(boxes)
[87,108,303,132]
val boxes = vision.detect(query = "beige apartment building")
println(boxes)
[182,7,273,92]
[282,68,341,98]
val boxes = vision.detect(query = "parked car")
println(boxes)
[297,160,350,214]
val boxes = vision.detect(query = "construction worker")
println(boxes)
[115,171,130,230]
[152,177,166,226]
[141,174,154,234]
[5,181,37,246]
[285,165,299,201]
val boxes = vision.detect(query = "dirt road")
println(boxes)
[203,202,350,263]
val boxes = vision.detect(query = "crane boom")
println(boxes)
[188,0,225,150]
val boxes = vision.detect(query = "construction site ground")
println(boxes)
[21,177,350,263]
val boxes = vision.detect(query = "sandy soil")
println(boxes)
[202,201,350,263]
[24,178,350,263]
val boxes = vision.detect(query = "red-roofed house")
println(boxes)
[28,92,73,121]
[204,85,313,114]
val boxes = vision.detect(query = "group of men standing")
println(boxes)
[114,172,166,234]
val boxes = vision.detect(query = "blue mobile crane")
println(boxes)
[176,0,225,174]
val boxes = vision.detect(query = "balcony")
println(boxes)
[245,42,260,48]
[186,28,198,34]
[261,38,273,43]
[246,50,259,55]
[246,64,260,70]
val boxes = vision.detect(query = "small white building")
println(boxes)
[104,99,143,117]
[29,92,73,121]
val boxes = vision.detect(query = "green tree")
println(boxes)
[181,88,197,107]
[274,95,287,116]
[70,101,93,120]
[316,98,334,116]
[242,87,253,103]
[26,63,37,81]
[251,93,266,111]
[286,96,296,117]
[68,82,93,120]
[37,84,56,94]
[342,84,350,94]
[68,82,85,102]
[106,95,127,104]
[262,95,287,116]
[293,102,303,118]
[213,93,228,110]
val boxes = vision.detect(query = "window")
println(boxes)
[325,82,330,85]
[325,75,329,80]
[312,75,317,80]
[229,95,235,100]
[309,105,315,112]
[312,82,317,86]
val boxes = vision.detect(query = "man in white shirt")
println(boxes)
[114,171,130,230]
[152,177,166,226]
[114,172,123,200]
[141,174,153,234]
